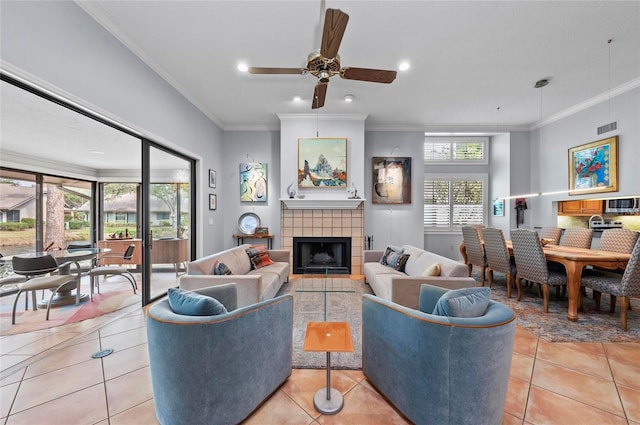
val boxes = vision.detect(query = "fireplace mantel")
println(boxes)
[280,198,365,210]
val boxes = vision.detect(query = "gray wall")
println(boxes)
[1,1,224,255]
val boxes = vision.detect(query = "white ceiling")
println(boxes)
[1,1,639,173]
[77,0,640,130]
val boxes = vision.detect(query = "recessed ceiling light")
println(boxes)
[237,63,249,72]
[344,94,355,102]
[399,61,410,71]
[293,96,302,102]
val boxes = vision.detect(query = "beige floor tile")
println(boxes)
[504,376,529,419]
[99,326,147,352]
[524,385,628,425]
[24,338,102,379]
[0,332,52,355]
[604,342,640,367]
[11,358,104,413]
[244,390,315,425]
[317,384,410,425]
[5,383,108,425]
[502,412,524,425]
[0,354,31,372]
[618,384,640,423]
[609,357,640,390]
[536,339,613,380]
[109,399,160,425]
[531,360,624,416]
[99,313,146,337]
[8,332,77,356]
[513,326,538,357]
[510,351,535,382]
[282,369,359,418]
[102,343,149,381]
[1,381,19,418]
[105,366,153,417]
[555,341,605,357]
[0,368,25,386]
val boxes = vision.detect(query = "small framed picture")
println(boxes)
[492,198,505,216]
[209,169,217,188]
[209,194,217,210]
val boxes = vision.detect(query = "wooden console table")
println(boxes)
[151,238,189,276]
[233,234,274,249]
[97,239,142,266]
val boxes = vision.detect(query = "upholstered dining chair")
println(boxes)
[580,237,640,331]
[538,227,563,244]
[510,229,567,313]
[481,227,519,299]
[88,244,137,299]
[11,254,81,324]
[559,228,594,249]
[599,228,639,254]
[462,226,487,286]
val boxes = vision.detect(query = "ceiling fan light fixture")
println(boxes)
[398,61,410,71]
[237,63,249,72]
[344,94,355,102]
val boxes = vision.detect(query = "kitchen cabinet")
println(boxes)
[558,200,603,216]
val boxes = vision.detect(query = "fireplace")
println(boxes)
[293,237,351,274]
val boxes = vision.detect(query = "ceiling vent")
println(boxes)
[597,121,618,135]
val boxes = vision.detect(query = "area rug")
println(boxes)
[0,279,140,336]
[472,271,640,343]
[276,276,372,370]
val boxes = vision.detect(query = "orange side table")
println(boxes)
[303,321,355,414]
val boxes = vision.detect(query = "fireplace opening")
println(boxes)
[293,237,351,274]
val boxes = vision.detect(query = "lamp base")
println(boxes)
[313,388,343,415]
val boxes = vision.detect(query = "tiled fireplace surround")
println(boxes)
[280,204,364,275]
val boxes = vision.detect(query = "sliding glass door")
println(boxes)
[142,142,195,303]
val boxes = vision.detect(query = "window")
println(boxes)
[6,210,20,222]
[424,175,487,231]
[424,137,488,164]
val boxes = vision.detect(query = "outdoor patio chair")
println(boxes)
[88,244,137,299]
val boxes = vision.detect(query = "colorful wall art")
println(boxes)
[240,162,267,202]
[298,138,347,188]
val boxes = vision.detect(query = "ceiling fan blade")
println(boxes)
[320,8,349,59]
[340,67,397,83]
[312,83,328,109]
[248,67,306,75]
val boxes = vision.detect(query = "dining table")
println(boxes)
[1,247,111,308]
[504,242,630,321]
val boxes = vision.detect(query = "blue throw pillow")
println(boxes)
[167,288,228,316]
[432,287,491,318]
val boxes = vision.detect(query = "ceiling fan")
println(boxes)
[248,8,397,109]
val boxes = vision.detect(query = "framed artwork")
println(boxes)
[209,194,217,210]
[209,169,216,188]
[568,136,618,195]
[240,162,267,202]
[371,157,412,204]
[298,137,347,188]
[492,198,505,216]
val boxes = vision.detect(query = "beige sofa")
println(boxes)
[363,244,476,309]
[179,244,290,307]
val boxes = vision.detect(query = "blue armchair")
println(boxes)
[362,284,516,425]
[145,283,293,425]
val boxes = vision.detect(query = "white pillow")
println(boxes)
[422,262,441,277]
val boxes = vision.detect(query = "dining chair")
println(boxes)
[580,237,640,331]
[462,226,487,286]
[481,227,520,299]
[11,254,81,324]
[0,253,28,306]
[65,243,96,274]
[559,228,594,249]
[538,227,562,244]
[510,229,567,313]
[88,244,137,299]
[599,228,639,254]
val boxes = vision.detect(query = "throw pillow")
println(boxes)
[422,262,441,277]
[380,245,404,265]
[386,252,410,272]
[167,287,227,316]
[213,260,233,275]
[432,287,491,318]
[246,245,274,269]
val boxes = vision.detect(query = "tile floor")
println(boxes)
[1,299,640,424]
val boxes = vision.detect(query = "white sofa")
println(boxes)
[179,244,290,307]
[363,244,476,309]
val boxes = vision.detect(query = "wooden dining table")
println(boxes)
[504,242,630,321]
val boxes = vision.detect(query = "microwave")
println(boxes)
[605,197,640,214]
